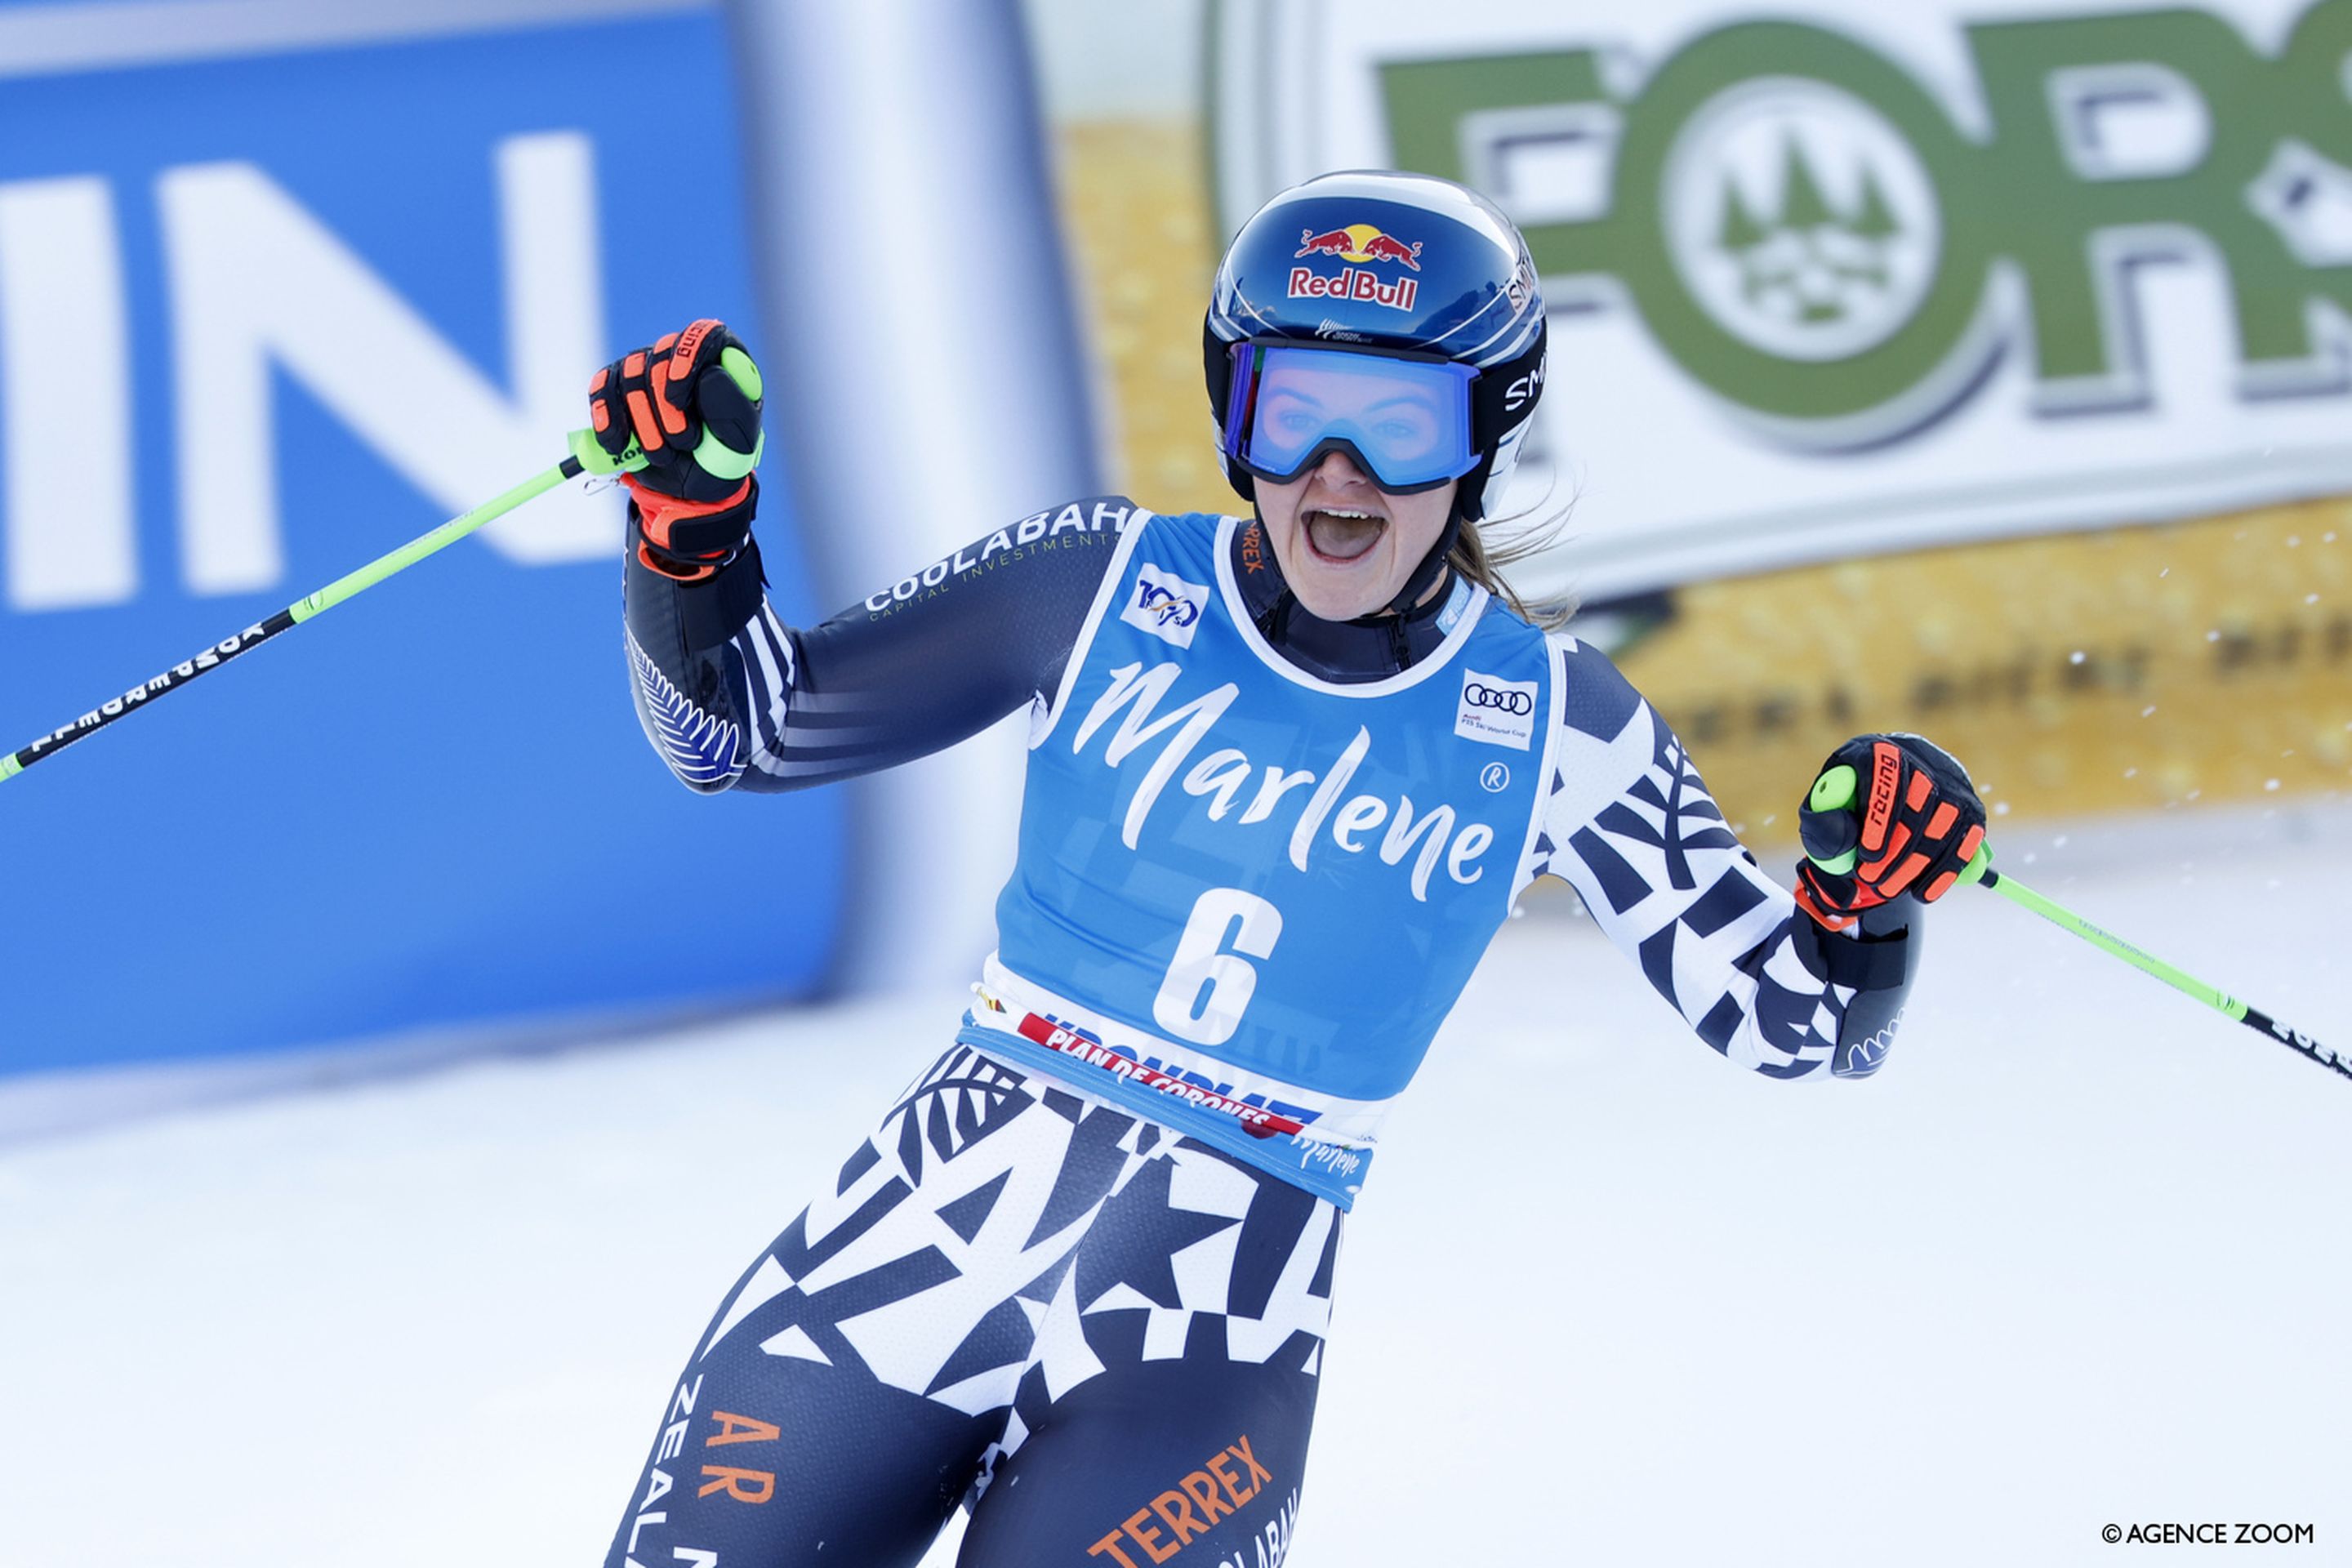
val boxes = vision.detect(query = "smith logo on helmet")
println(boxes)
[1502,360,1545,414]
[1211,0,2352,595]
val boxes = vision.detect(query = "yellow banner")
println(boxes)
[1616,505,2349,838]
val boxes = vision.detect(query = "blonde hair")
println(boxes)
[1450,483,1577,631]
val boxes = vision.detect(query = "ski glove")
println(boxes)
[1794,732,1986,932]
[588,319,764,581]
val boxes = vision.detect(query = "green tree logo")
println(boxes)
[1667,80,1940,361]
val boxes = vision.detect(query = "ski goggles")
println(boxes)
[1221,341,1481,493]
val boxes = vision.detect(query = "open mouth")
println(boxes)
[1303,506,1386,564]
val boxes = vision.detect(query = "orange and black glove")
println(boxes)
[1794,733,1986,931]
[588,319,764,580]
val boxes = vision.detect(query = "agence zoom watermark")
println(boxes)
[2103,1523,2316,1546]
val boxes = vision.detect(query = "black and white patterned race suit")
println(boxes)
[606,1045,1329,1568]
[608,495,1923,1565]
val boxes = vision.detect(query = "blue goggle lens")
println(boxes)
[1223,344,1478,492]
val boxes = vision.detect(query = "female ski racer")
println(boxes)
[594,171,1985,1567]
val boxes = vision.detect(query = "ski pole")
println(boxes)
[1807,764,2346,1084]
[1,431,644,785]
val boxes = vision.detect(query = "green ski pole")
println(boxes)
[2,430,644,786]
[1806,764,2346,1084]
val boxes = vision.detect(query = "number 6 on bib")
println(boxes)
[1152,888,1285,1045]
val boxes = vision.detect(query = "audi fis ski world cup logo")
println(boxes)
[1463,682,1534,714]
[1290,221,1422,311]
[1120,561,1210,649]
[1454,668,1538,750]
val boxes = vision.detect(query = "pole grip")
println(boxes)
[1802,760,1990,884]
[568,344,760,481]
[567,426,648,476]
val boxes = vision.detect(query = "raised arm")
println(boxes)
[1529,635,1925,1080]
[624,499,1136,793]
[588,318,1136,795]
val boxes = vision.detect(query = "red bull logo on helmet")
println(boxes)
[1290,221,1425,311]
[1294,224,1423,270]
[1287,266,1419,312]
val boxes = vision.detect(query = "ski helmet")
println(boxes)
[1205,170,1547,608]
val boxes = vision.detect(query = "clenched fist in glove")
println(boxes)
[1794,733,1987,931]
[588,319,764,580]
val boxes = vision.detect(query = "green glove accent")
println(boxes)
[692,427,764,483]
[688,346,765,482]
[1807,764,1862,874]
[1809,764,1858,813]
[719,345,763,401]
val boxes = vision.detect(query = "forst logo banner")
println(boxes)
[1212,0,2352,598]
[0,7,845,1073]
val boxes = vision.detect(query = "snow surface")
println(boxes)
[2,811,2345,1567]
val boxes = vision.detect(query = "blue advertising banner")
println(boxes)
[0,3,846,1073]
